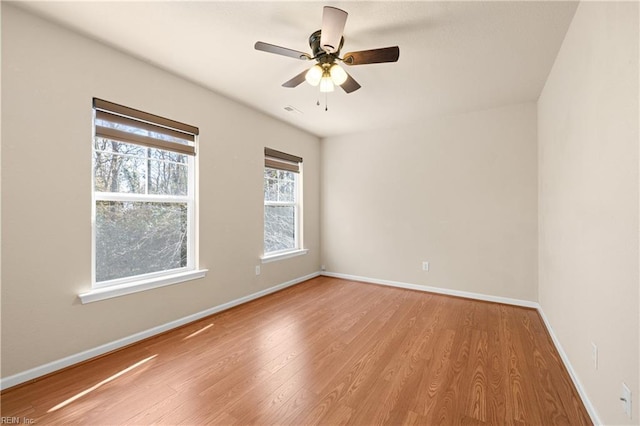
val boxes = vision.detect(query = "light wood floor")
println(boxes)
[1,276,591,425]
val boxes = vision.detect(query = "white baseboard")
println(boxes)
[0,272,319,391]
[321,271,539,308]
[536,308,602,425]
[321,270,600,425]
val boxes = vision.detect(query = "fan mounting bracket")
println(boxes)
[309,30,343,64]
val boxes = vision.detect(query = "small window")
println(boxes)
[264,148,303,256]
[92,99,199,288]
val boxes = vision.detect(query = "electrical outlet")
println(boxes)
[591,342,598,370]
[255,265,261,276]
[621,383,632,419]
[321,264,326,271]
[422,261,429,271]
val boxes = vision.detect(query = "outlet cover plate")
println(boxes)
[622,383,632,418]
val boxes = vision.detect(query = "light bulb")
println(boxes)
[319,75,335,92]
[305,65,323,86]
[329,64,348,85]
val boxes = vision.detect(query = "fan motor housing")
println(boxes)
[309,30,343,63]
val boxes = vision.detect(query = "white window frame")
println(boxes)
[261,149,307,263]
[81,99,206,304]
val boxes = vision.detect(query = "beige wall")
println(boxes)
[538,1,639,424]
[1,4,320,377]
[321,103,538,301]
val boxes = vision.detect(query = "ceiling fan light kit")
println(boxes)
[319,74,335,93]
[305,63,348,92]
[329,64,348,85]
[305,65,323,86]
[255,5,400,105]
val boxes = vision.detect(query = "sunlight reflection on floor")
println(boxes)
[47,354,157,413]
[183,323,214,340]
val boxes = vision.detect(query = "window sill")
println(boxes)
[261,249,309,263]
[78,269,208,304]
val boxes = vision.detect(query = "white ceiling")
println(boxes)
[14,1,578,138]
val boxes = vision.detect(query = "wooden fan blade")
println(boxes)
[340,72,361,94]
[320,6,348,53]
[343,46,400,65]
[282,69,309,88]
[255,41,311,60]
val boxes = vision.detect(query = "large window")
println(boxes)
[263,148,303,258]
[92,99,199,288]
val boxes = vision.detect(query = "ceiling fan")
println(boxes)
[254,6,400,94]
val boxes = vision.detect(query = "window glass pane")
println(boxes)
[148,159,188,196]
[264,167,296,203]
[95,201,188,282]
[278,170,292,180]
[95,138,146,156]
[278,179,295,202]
[264,205,295,253]
[93,149,146,193]
[148,148,186,163]
[264,177,278,202]
[265,168,278,179]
